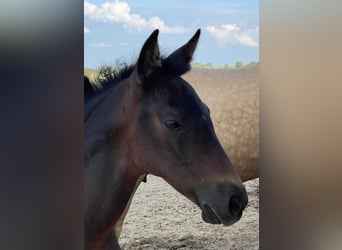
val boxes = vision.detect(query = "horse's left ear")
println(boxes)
[164,29,201,75]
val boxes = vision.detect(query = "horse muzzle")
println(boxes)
[192,181,248,226]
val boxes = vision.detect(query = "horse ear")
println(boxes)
[164,29,201,75]
[134,29,161,84]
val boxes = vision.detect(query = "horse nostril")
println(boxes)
[228,195,242,217]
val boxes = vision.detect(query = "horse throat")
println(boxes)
[114,174,146,238]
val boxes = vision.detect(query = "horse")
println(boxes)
[84,29,248,250]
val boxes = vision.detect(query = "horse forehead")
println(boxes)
[158,77,207,115]
[162,76,199,100]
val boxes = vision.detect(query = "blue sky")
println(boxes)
[84,0,258,68]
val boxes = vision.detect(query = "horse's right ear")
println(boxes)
[132,29,161,85]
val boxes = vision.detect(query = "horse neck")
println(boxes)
[85,77,146,176]
[84,79,146,243]
[85,79,139,164]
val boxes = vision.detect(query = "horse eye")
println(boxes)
[163,120,182,131]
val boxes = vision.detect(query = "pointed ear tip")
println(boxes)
[192,29,201,40]
[153,29,159,35]
[146,29,159,43]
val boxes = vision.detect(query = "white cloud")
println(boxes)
[84,0,190,34]
[206,24,259,47]
[91,42,112,48]
[84,27,90,33]
[118,42,128,46]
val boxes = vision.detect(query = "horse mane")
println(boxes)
[84,64,135,103]
[84,55,191,103]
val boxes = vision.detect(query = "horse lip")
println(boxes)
[201,204,221,224]
[201,203,239,226]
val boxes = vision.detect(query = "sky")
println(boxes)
[84,0,259,68]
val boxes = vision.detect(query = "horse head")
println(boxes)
[126,29,248,226]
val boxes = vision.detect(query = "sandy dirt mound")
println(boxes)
[119,176,259,249]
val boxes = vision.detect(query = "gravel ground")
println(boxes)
[119,176,259,250]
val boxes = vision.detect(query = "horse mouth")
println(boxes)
[201,204,222,224]
[201,204,241,226]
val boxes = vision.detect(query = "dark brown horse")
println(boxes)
[84,29,248,250]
